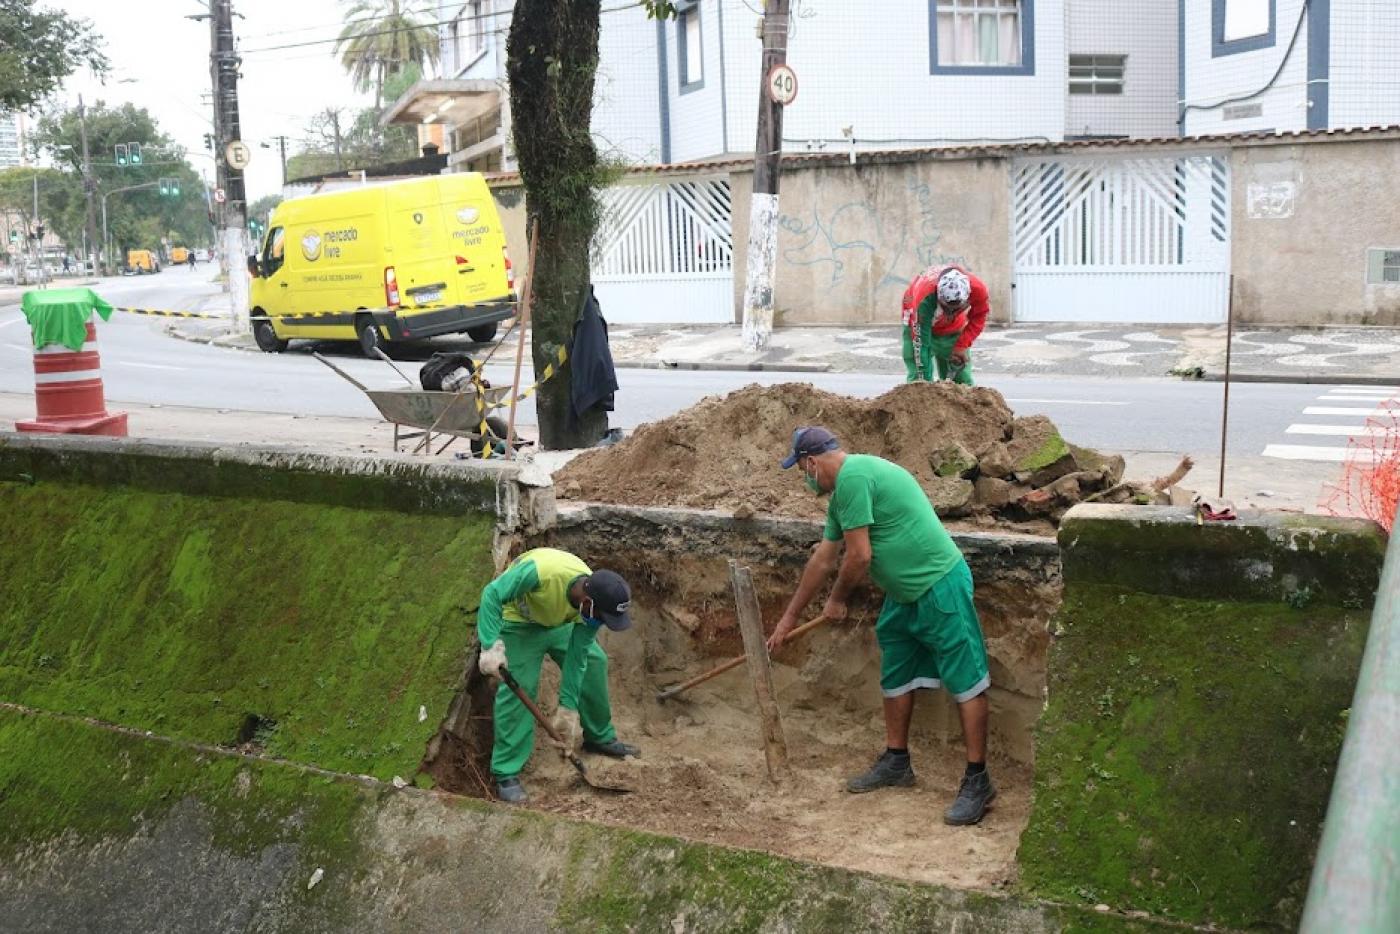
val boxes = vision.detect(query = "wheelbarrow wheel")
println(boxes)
[470,416,510,457]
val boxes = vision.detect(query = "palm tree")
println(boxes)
[335,0,440,111]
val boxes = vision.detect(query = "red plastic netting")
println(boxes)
[1320,396,1400,533]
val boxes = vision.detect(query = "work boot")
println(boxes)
[943,770,996,825]
[583,738,640,759]
[846,751,916,793]
[495,776,528,804]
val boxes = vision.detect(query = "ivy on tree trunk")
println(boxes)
[507,0,609,450]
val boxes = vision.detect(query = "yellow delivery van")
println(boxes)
[247,174,516,356]
[126,249,161,275]
[170,246,189,264]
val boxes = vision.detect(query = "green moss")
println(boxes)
[0,480,496,779]
[0,709,371,885]
[1019,584,1369,929]
[1016,432,1070,472]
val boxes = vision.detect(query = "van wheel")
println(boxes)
[356,316,384,358]
[466,322,499,343]
[252,319,288,353]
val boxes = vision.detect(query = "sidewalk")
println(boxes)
[162,318,1400,384]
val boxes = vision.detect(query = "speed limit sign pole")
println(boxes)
[740,0,792,353]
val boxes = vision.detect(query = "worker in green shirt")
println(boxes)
[770,427,995,825]
[476,547,640,803]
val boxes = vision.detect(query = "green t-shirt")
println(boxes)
[822,454,963,603]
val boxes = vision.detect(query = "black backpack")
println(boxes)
[420,352,480,391]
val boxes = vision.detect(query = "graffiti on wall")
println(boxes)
[777,180,967,312]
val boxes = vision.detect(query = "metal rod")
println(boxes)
[1218,274,1235,499]
[506,220,540,460]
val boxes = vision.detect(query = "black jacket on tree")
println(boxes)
[569,285,617,426]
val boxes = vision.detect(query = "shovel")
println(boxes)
[655,615,831,703]
[497,665,633,794]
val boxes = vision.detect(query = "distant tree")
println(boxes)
[0,166,78,265]
[31,101,207,261]
[335,0,439,111]
[0,0,107,111]
[247,193,282,228]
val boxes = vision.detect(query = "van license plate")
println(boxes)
[415,288,443,305]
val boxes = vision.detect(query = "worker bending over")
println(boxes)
[901,265,989,385]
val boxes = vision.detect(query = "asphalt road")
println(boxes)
[0,273,1370,502]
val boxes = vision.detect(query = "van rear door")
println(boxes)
[434,177,511,307]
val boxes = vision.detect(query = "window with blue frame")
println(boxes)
[677,4,704,93]
[930,0,1034,76]
[1213,0,1276,57]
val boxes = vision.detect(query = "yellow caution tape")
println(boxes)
[113,307,225,320]
[470,344,570,458]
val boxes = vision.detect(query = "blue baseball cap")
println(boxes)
[780,426,840,469]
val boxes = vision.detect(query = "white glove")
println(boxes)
[550,707,581,756]
[478,639,507,677]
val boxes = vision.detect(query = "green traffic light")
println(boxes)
[115,144,128,167]
[130,143,142,165]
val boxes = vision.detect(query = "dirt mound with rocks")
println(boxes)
[556,382,1124,525]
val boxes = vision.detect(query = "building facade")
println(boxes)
[387,1,1399,171]
[0,111,28,168]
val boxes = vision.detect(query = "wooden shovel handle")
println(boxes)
[499,666,565,745]
[655,615,830,702]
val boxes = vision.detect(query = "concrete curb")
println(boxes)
[1198,372,1400,387]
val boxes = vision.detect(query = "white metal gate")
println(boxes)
[591,176,734,324]
[1011,154,1231,324]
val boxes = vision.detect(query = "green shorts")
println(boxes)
[876,559,990,702]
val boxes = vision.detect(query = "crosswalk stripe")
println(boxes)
[1263,444,1380,463]
[1285,424,1385,437]
[1303,406,1385,417]
[1330,385,1400,392]
[1316,395,1395,403]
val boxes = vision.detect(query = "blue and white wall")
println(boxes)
[1328,1,1400,129]
[1181,0,1334,136]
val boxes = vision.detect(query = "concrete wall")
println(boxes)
[1065,0,1179,139]
[732,156,1013,326]
[1231,137,1400,325]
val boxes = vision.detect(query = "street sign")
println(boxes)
[766,64,798,106]
[224,140,252,171]
[213,188,226,204]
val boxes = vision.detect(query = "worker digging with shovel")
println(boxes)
[770,427,995,825]
[476,548,640,803]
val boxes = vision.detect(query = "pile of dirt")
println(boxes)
[556,382,1124,525]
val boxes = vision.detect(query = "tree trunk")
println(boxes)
[507,0,608,450]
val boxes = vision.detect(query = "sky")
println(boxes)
[51,1,380,200]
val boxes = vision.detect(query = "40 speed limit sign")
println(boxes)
[766,64,798,106]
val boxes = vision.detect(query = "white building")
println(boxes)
[0,111,28,168]
[386,1,1400,170]
[1182,0,1400,137]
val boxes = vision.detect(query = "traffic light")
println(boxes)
[115,144,128,166]
[129,142,142,165]
[158,177,181,198]
[8,229,16,243]
[203,133,214,151]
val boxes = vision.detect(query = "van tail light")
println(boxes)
[384,266,400,308]
[503,247,515,294]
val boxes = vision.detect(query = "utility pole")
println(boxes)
[77,94,101,277]
[262,134,289,186]
[209,0,249,329]
[329,110,344,171]
[740,0,791,352]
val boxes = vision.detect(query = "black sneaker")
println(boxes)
[583,738,640,759]
[943,770,996,825]
[495,776,527,804]
[846,751,916,793]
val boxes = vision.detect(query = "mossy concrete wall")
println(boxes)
[0,708,1168,934]
[1020,506,1385,930]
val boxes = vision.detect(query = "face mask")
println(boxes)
[581,598,603,630]
[803,462,824,495]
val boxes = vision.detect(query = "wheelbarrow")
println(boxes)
[312,351,516,456]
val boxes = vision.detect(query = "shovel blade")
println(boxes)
[569,754,634,794]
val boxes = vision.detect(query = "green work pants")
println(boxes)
[902,323,974,386]
[491,621,618,778]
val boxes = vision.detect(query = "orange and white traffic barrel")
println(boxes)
[16,317,128,436]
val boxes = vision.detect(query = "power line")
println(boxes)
[241,1,643,56]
